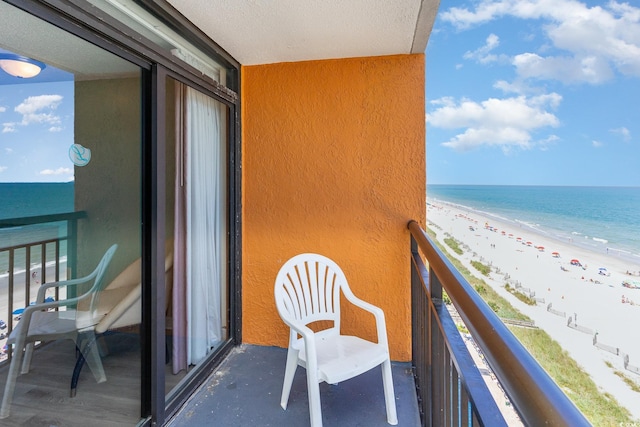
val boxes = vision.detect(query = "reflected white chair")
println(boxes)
[274,253,397,427]
[0,244,117,419]
[69,245,174,396]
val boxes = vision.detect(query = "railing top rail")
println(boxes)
[0,211,87,229]
[408,220,590,427]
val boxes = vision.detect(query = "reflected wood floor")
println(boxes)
[0,332,185,426]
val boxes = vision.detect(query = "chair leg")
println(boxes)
[280,347,298,410]
[381,359,398,425]
[20,343,35,374]
[0,341,25,419]
[306,368,323,427]
[70,348,87,397]
[77,332,106,384]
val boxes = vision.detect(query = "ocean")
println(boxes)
[427,185,640,262]
[0,182,74,274]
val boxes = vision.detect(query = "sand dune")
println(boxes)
[427,200,640,420]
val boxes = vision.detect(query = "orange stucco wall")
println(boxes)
[241,54,426,361]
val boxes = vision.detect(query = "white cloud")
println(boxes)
[513,52,614,84]
[40,167,73,176]
[0,166,7,173]
[592,140,603,148]
[49,126,63,132]
[5,148,13,154]
[464,33,507,64]
[610,126,631,141]
[2,123,16,133]
[494,79,529,94]
[14,94,63,126]
[0,106,6,113]
[441,0,640,84]
[427,93,562,152]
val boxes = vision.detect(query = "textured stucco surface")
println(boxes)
[241,55,426,361]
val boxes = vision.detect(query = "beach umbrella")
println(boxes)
[552,251,560,257]
[538,246,544,251]
[12,308,24,316]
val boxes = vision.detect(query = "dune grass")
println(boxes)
[510,327,633,425]
[471,259,491,276]
[444,236,464,255]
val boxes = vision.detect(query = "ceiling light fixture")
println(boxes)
[0,53,46,78]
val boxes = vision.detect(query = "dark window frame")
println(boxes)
[2,1,242,425]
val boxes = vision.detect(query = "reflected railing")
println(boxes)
[0,212,86,363]
[408,220,590,427]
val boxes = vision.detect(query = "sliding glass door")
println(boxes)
[164,78,230,399]
[0,1,144,424]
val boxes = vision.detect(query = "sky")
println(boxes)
[0,78,75,183]
[426,0,640,186]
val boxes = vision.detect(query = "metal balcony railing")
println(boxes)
[408,220,590,427]
[0,212,86,362]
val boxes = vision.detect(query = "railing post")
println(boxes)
[68,216,79,279]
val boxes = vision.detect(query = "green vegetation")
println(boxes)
[510,328,633,425]
[444,237,463,255]
[504,283,537,306]
[471,260,491,276]
[457,323,469,334]
[426,225,637,425]
[604,361,640,393]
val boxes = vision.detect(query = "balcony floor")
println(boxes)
[168,344,421,427]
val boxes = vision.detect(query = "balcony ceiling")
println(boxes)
[166,0,440,65]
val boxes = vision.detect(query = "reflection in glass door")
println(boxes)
[165,78,229,397]
[0,2,143,424]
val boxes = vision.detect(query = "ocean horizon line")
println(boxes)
[426,185,640,266]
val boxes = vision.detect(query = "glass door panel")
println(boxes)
[164,78,229,398]
[0,2,143,424]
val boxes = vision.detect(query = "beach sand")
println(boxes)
[427,200,640,421]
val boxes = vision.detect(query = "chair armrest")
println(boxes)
[285,321,320,370]
[35,275,94,303]
[341,288,389,348]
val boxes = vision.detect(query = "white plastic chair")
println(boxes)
[274,253,398,427]
[69,245,174,396]
[0,244,117,419]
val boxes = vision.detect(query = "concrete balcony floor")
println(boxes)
[168,344,421,427]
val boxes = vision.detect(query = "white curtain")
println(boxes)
[175,86,226,367]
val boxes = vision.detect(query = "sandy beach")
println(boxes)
[427,199,640,421]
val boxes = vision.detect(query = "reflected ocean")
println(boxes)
[427,185,640,263]
[0,182,74,274]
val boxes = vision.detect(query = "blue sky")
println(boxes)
[426,0,640,186]
[0,79,75,183]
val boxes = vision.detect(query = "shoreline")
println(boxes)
[429,197,640,268]
[427,198,640,421]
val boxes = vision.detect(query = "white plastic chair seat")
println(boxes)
[274,253,398,427]
[294,333,389,385]
[7,311,83,343]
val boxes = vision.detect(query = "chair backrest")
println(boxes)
[83,244,118,320]
[95,246,174,333]
[274,253,348,333]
